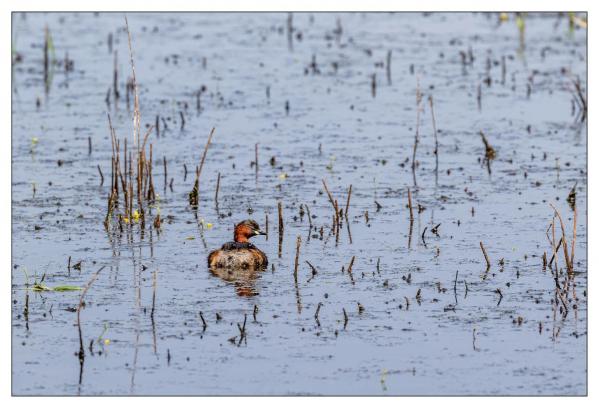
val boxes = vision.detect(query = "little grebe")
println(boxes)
[208,219,268,270]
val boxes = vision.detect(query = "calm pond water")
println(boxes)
[11,12,587,395]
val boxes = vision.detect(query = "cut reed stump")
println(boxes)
[188,127,215,207]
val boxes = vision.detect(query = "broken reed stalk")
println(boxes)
[214,172,221,208]
[480,241,491,270]
[412,78,422,183]
[293,235,301,283]
[305,204,313,230]
[97,165,104,185]
[344,184,352,222]
[163,156,167,190]
[407,188,414,220]
[343,308,348,329]
[278,201,284,258]
[76,266,106,365]
[429,95,439,184]
[322,179,335,209]
[265,212,269,240]
[113,51,119,101]
[199,311,208,331]
[347,255,356,285]
[334,199,340,244]
[189,127,215,206]
[550,203,574,274]
[314,302,323,326]
[150,269,157,320]
[43,26,49,90]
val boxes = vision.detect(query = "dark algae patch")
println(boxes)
[11,12,586,395]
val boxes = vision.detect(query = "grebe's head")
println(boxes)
[234,219,266,243]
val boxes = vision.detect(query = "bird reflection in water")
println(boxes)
[209,264,266,297]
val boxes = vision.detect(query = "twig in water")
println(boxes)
[345,184,353,222]
[306,261,318,282]
[97,165,104,186]
[429,95,439,185]
[188,128,215,206]
[293,236,301,283]
[480,241,491,270]
[347,256,356,285]
[199,311,207,331]
[495,288,503,306]
[214,172,221,209]
[407,188,414,220]
[76,266,105,384]
[278,202,284,258]
[412,78,423,185]
[314,302,323,326]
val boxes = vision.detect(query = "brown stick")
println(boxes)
[278,201,284,258]
[322,179,335,209]
[97,165,104,186]
[429,95,439,184]
[76,266,106,364]
[407,188,414,220]
[293,235,301,283]
[347,256,356,285]
[480,241,491,269]
[214,172,221,207]
[344,184,353,222]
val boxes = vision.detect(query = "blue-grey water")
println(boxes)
[11,12,587,395]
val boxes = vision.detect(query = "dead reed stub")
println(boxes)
[88,136,92,155]
[188,127,215,207]
[97,165,104,185]
[407,188,414,220]
[479,130,496,174]
[344,184,353,222]
[495,288,503,306]
[314,302,323,326]
[278,201,284,257]
[293,235,301,283]
[237,314,248,346]
[342,308,348,329]
[306,261,318,282]
[428,95,439,184]
[347,256,356,285]
[214,172,221,208]
[163,156,167,190]
[265,212,269,240]
[76,266,105,382]
[150,270,157,320]
[371,73,376,98]
[411,78,423,184]
[113,50,119,101]
[253,305,258,322]
[199,311,207,331]
[480,241,491,270]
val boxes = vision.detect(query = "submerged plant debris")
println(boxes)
[11,12,586,396]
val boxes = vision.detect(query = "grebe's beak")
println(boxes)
[254,229,267,236]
